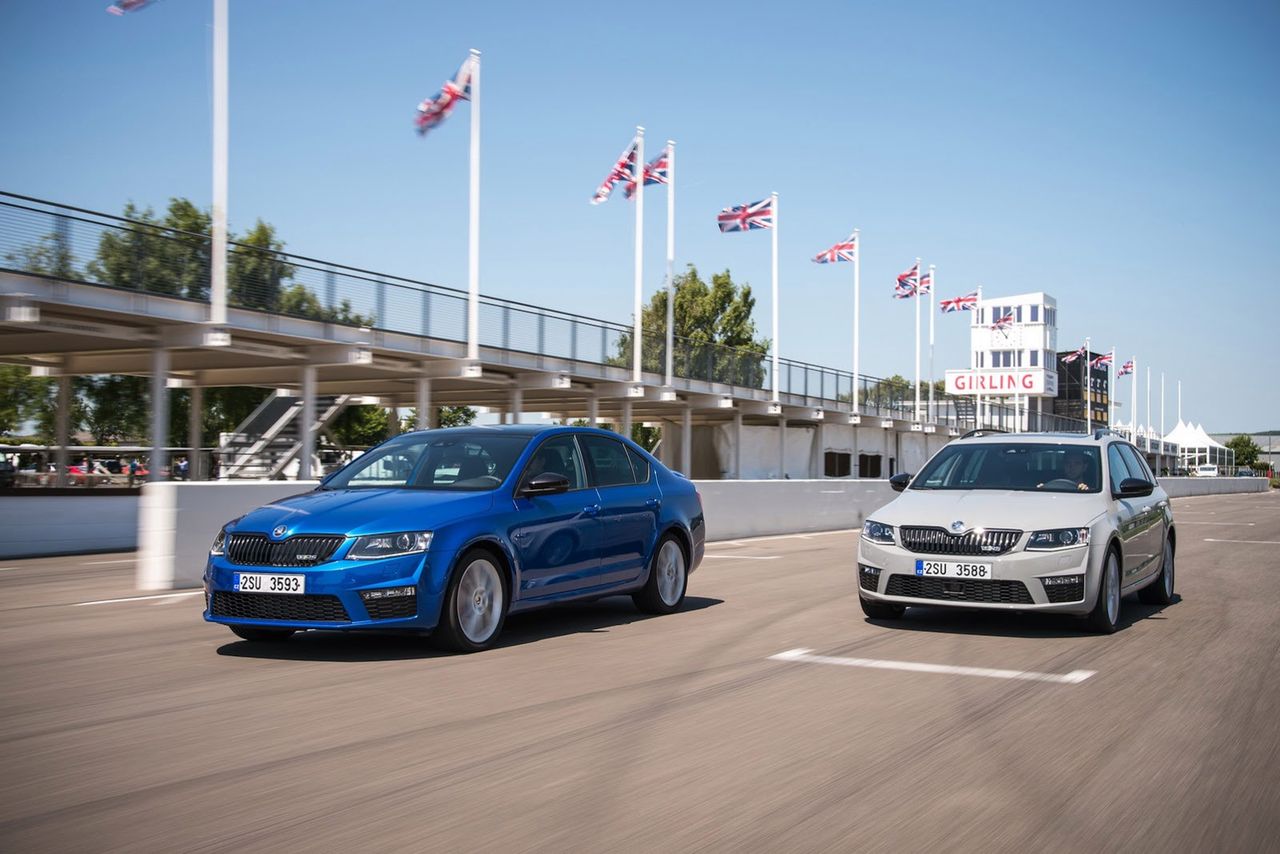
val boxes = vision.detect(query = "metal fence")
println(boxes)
[1,192,1094,434]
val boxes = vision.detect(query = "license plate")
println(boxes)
[915,560,992,579]
[233,572,305,595]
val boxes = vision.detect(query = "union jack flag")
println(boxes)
[894,262,919,299]
[591,138,639,205]
[918,269,933,295]
[1062,344,1088,364]
[717,198,774,233]
[414,56,475,137]
[624,147,670,199]
[990,312,1014,331]
[107,0,155,14]
[1117,359,1134,377]
[1090,351,1113,369]
[812,232,857,264]
[939,291,978,313]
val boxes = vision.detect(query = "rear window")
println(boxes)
[580,435,637,487]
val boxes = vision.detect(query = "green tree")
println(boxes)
[329,405,391,447]
[87,200,210,298]
[401,406,477,432]
[614,265,769,387]
[276,282,373,326]
[1226,435,1261,469]
[80,375,149,444]
[3,234,77,279]
[228,219,295,311]
[0,366,52,436]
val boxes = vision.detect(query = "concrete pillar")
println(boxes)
[510,386,523,425]
[587,394,599,427]
[188,385,203,480]
[681,405,692,476]
[777,414,786,479]
[733,409,743,480]
[415,377,432,430]
[621,399,632,439]
[299,365,316,480]
[54,375,71,487]
[812,420,824,478]
[149,348,170,482]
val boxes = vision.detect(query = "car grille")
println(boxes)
[885,574,1033,604]
[363,594,418,621]
[212,591,350,622]
[1042,578,1085,603]
[226,534,345,567]
[898,527,1022,556]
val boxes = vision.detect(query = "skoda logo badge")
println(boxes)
[272,525,287,539]
[950,520,966,533]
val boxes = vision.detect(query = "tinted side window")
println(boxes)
[626,446,652,483]
[521,436,587,491]
[580,436,636,487]
[1119,444,1154,483]
[1107,444,1133,493]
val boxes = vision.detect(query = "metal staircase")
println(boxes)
[217,392,352,479]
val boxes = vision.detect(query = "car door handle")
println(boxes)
[645,498,661,509]
[583,504,601,516]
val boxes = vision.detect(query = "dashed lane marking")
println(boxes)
[702,554,781,561]
[769,648,1097,685]
[72,591,203,607]
[1203,539,1280,545]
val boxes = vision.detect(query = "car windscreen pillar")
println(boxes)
[149,348,169,482]
[299,365,316,480]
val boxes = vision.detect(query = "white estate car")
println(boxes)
[857,431,1176,633]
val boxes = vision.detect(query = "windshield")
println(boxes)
[911,442,1102,493]
[323,432,531,491]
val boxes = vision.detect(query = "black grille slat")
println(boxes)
[899,527,1022,557]
[363,595,418,620]
[885,574,1033,604]
[1042,579,1084,603]
[212,591,350,622]
[226,534,344,567]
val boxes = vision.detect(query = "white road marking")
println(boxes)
[84,558,135,565]
[0,565,33,572]
[1203,539,1280,545]
[72,591,203,607]
[1179,521,1255,526]
[702,554,780,561]
[769,648,1097,685]
[705,529,856,548]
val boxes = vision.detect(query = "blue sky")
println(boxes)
[2,0,1277,431]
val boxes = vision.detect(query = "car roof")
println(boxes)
[395,424,631,440]
[958,431,1128,446]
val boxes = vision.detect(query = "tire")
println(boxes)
[1086,548,1122,634]
[1138,536,1175,605]
[230,625,295,643]
[633,534,688,615]
[859,597,906,620]
[433,549,509,653]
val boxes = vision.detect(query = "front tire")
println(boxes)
[633,535,687,614]
[230,626,295,643]
[1138,537,1175,605]
[433,549,508,653]
[859,597,906,620]
[1086,549,1122,634]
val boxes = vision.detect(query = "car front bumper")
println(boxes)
[856,537,1100,616]
[202,549,456,632]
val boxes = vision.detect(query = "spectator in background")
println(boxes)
[128,458,139,487]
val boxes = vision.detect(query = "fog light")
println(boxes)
[1040,574,1083,587]
[859,564,881,576]
[359,586,416,601]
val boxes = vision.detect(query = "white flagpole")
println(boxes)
[1146,365,1152,446]
[632,127,644,384]
[771,191,779,403]
[852,228,860,414]
[1160,371,1165,440]
[1177,379,1182,423]
[1107,348,1115,428]
[913,257,921,422]
[1084,336,1091,434]
[974,285,983,428]
[664,140,675,388]
[928,263,936,422]
[466,49,481,363]
[210,0,228,325]
[1131,355,1138,437]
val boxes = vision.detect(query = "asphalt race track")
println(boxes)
[2,491,1278,852]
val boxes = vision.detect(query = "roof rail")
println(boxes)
[1093,428,1115,440]
[959,428,1009,440]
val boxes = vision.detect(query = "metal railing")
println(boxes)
[1,192,1095,434]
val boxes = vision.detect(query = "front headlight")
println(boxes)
[862,519,896,545]
[1026,527,1090,550]
[210,528,226,556]
[347,531,432,560]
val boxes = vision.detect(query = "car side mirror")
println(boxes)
[889,473,912,493]
[1117,477,1153,498]
[520,472,570,497]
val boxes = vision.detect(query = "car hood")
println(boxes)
[228,488,497,538]
[874,489,1104,531]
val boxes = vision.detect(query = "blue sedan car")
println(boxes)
[203,425,705,652]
